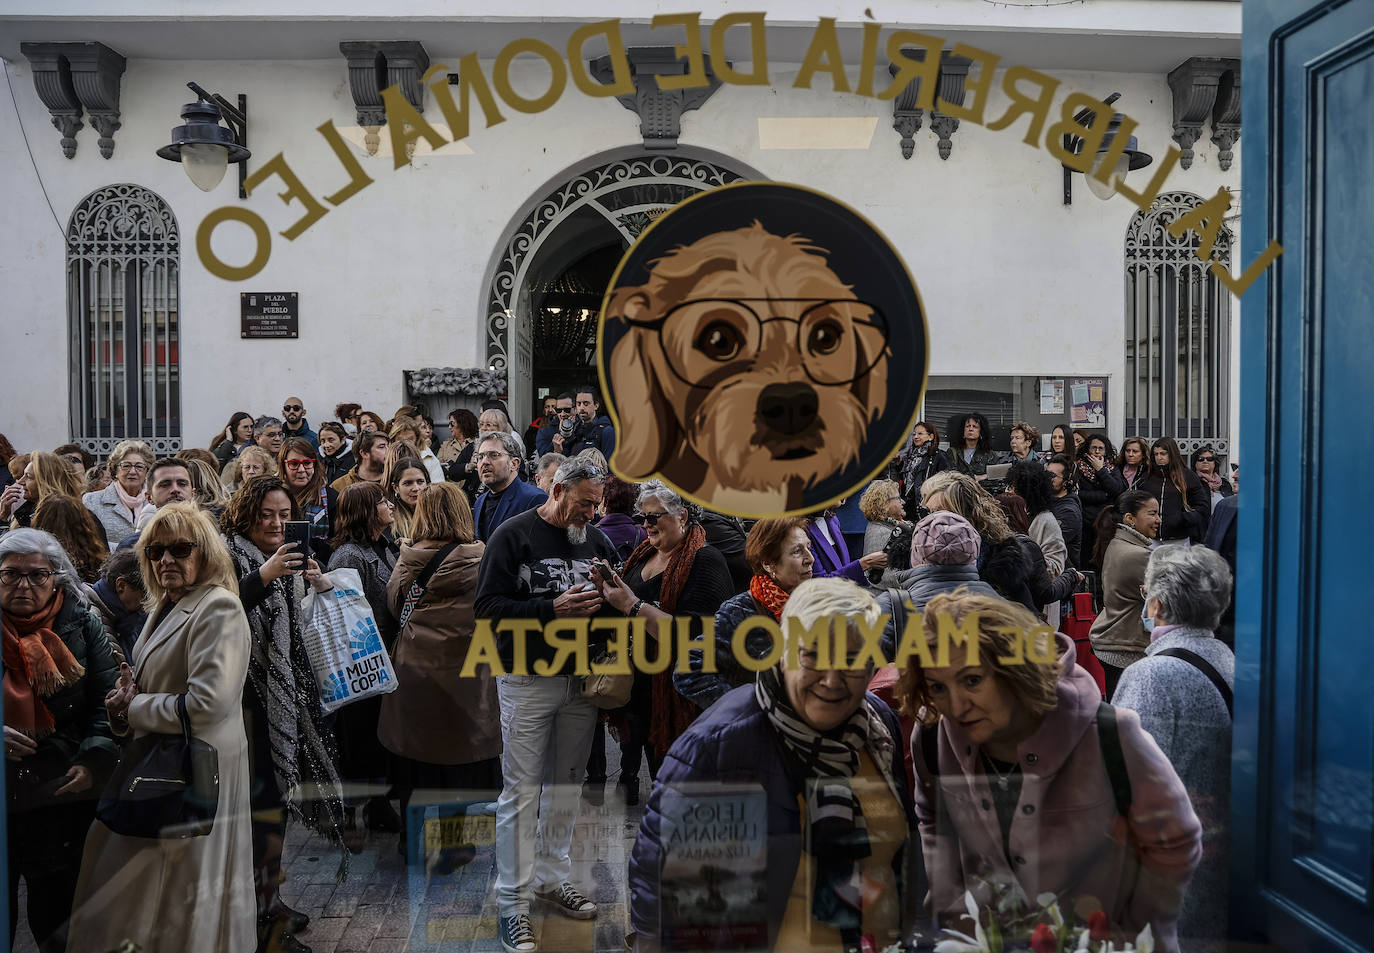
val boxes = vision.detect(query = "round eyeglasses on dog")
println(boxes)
[627,297,890,389]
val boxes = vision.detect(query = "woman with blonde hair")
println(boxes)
[898,589,1201,952]
[68,503,256,953]
[80,440,155,545]
[221,445,276,494]
[860,478,912,586]
[184,458,230,511]
[4,451,88,532]
[382,483,501,853]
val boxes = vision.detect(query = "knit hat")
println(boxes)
[910,511,981,566]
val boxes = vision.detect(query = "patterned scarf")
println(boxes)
[1197,468,1223,492]
[1,591,83,737]
[754,665,900,936]
[623,524,706,751]
[897,439,934,494]
[227,535,349,875]
[749,573,791,621]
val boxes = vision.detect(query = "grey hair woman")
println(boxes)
[591,478,732,795]
[80,439,155,545]
[0,529,118,952]
[1112,544,1234,951]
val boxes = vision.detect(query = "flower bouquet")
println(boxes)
[914,887,1154,953]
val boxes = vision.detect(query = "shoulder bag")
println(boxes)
[396,540,462,630]
[96,693,219,839]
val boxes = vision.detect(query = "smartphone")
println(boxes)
[591,558,615,581]
[284,521,312,561]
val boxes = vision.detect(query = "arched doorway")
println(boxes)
[480,147,767,427]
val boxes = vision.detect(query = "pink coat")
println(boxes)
[913,635,1201,951]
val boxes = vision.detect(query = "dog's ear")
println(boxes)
[607,288,654,324]
[609,326,675,479]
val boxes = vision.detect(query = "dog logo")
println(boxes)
[599,182,927,517]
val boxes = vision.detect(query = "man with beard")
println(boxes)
[281,396,319,448]
[474,456,619,953]
[472,431,547,542]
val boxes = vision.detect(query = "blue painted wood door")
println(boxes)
[1234,1,1374,949]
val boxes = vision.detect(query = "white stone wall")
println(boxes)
[0,32,1245,456]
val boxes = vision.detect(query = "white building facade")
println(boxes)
[0,1,1244,463]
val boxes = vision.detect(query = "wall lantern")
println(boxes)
[156,82,250,197]
[1062,92,1152,205]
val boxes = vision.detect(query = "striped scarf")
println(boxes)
[227,534,349,876]
[753,665,900,935]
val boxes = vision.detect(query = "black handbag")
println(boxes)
[96,693,219,839]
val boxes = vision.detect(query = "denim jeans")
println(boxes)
[495,674,599,917]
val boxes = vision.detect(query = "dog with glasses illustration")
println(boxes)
[606,221,890,514]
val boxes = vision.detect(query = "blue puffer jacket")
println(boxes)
[628,685,916,951]
[673,590,771,710]
[875,564,1000,660]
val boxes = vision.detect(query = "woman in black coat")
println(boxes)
[887,419,950,517]
[1074,433,1127,570]
[1141,436,1210,543]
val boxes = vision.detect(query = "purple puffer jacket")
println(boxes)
[596,513,646,563]
[914,634,1201,952]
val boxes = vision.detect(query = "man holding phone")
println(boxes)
[474,457,620,952]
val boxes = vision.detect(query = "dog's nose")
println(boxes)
[757,383,819,435]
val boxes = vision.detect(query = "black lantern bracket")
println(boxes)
[156,82,250,198]
[1061,92,1152,206]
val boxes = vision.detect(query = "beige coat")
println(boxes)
[1088,523,1153,656]
[67,584,256,953]
[379,540,502,765]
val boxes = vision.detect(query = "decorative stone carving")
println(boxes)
[930,52,972,160]
[340,41,429,155]
[1210,62,1241,172]
[590,48,723,150]
[20,43,82,158]
[21,42,125,159]
[887,48,928,159]
[65,44,125,158]
[1167,57,1231,170]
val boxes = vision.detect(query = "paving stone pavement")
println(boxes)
[13,738,645,953]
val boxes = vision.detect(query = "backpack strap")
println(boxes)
[1096,701,1133,819]
[884,587,907,648]
[1153,647,1234,718]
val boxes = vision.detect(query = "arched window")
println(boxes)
[1124,191,1232,459]
[67,184,181,455]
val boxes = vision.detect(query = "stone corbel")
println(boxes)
[886,48,929,159]
[929,52,972,160]
[1210,61,1241,172]
[19,43,83,158]
[591,48,723,151]
[1167,57,1231,170]
[65,43,126,158]
[339,41,429,155]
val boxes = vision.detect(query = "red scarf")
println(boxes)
[2,591,84,738]
[749,573,791,621]
[1197,468,1224,492]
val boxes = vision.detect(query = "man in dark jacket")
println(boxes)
[535,393,576,457]
[281,396,318,448]
[1046,453,1084,571]
[471,432,547,543]
[84,547,147,664]
[562,388,616,458]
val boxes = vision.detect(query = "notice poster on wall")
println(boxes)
[1069,377,1107,428]
[1039,378,1064,415]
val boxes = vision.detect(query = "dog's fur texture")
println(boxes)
[606,222,889,513]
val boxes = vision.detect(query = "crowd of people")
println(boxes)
[0,401,1238,953]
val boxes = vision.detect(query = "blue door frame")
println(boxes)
[1233,1,1374,949]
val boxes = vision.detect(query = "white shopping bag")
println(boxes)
[301,568,399,712]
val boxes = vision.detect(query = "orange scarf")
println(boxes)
[749,573,791,621]
[2,591,84,738]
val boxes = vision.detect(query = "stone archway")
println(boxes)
[481,147,766,425]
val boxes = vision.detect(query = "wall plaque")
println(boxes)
[241,292,299,338]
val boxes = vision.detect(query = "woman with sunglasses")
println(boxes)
[631,579,913,953]
[589,481,733,802]
[327,482,402,848]
[68,505,256,953]
[279,437,338,566]
[1189,444,1233,511]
